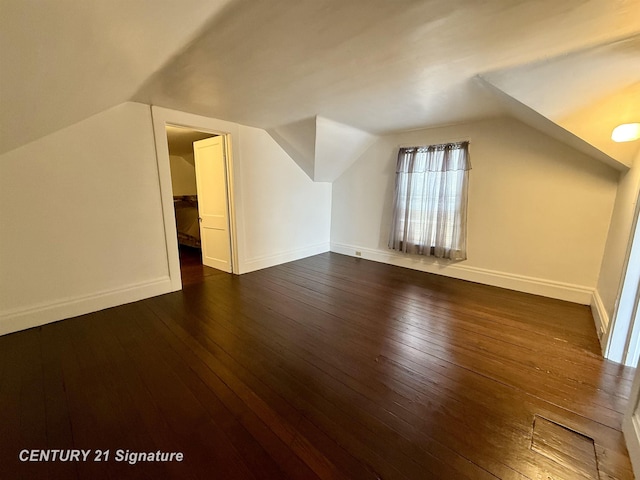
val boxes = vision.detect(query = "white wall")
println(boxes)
[0,103,333,335]
[169,154,197,196]
[331,117,619,303]
[0,102,172,335]
[152,107,332,281]
[594,150,640,337]
[236,125,332,273]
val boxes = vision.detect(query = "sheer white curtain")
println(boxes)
[388,142,470,260]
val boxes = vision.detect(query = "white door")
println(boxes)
[193,136,232,273]
[623,368,640,477]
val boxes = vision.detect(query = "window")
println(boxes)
[388,141,470,260]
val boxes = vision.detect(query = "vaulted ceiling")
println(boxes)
[481,34,640,168]
[2,0,639,170]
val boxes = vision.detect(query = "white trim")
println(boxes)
[591,289,610,351]
[623,413,640,480]
[330,242,593,304]
[150,108,183,291]
[223,133,240,274]
[624,369,640,479]
[0,277,172,336]
[240,242,330,274]
[151,106,241,286]
[604,184,640,366]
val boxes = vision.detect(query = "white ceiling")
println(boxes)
[0,0,233,154]
[2,0,640,167]
[481,35,640,166]
[165,125,216,157]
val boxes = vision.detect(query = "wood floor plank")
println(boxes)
[39,323,80,480]
[1,330,50,480]
[76,311,199,480]
[232,268,625,428]
[224,278,608,476]
[1,252,635,479]
[101,305,259,480]
[262,258,630,412]
[127,302,326,480]
[148,274,612,479]
[144,296,395,480]
[273,259,629,394]
[165,262,632,480]
[158,279,513,478]
[276,259,628,388]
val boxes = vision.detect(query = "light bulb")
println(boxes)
[612,123,640,142]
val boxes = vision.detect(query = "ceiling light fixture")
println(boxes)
[611,123,640,142]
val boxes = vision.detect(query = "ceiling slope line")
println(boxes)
[475,75,630,172]
[268,116,378,182]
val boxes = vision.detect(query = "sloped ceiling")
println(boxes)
[267,116,377,182]
[481,35,640,168]
[2,0,640,171]
[0,0,233,155]
[166,125,215,157]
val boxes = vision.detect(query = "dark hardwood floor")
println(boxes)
[1,252,635,479]
[179,245,221,286]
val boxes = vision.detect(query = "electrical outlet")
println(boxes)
[355,251,362,257]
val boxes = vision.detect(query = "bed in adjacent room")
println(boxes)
[174,195,201,248]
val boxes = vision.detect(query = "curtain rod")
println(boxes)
[398,137,470,148]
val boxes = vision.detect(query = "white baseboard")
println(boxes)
[0,277,173,336]
[330,242,594,304]
[240,242,330,274]
[590,289,610,349]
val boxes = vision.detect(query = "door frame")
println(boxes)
[624,366,640,477]
[151,106,240,291]
[603,188,640,366]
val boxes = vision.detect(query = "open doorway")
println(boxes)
[151,106,240,292]
[165,125,233,285]
[606,196,640,366]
